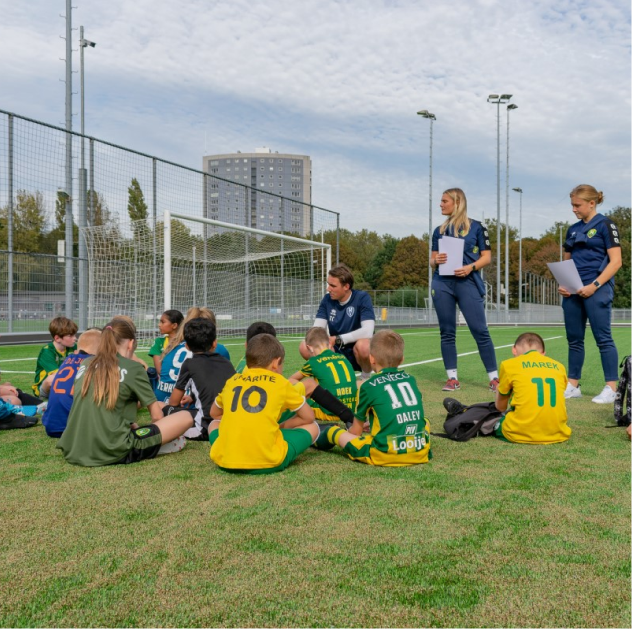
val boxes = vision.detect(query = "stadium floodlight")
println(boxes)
[487,93,512,315]
[417,109,436,302]
[512,187,523,311]
[504,103,518,314]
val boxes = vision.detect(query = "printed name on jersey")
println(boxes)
[521,360,560,371]
[396,409,421,424]
[368,371,409,386]
[388,432,427,453]
[346,306,355,318]
[158,381,175,393]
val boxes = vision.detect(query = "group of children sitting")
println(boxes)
[0,308,577,473]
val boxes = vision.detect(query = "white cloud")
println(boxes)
[0,0,629,240]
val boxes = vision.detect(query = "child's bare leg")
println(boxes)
[153,411,192,443]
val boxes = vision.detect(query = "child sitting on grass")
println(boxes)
[148,309,184,373]
[42,328,102,438]
[208,333,318,474]
[166,318,235,441]
[234,321,277,373]
[494,332,571,444]
[289,326,358,425]
[316,330,431,467]
[33,316,78,397]
[57,318,193,467]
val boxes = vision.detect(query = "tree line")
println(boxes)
[0,182,629,308]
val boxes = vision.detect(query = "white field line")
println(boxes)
[401,336,563,369]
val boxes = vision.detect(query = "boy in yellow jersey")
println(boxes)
[208,334,319,474]
[315,330,431,467]
[494,332,571,444]
[289,327,358,424]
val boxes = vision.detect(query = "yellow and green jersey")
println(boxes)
[211,368,306,470]
[497,351,570,444]
[300,348,358,420]
[354,367,430,466]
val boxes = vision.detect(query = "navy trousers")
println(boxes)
[431,277,497,373]
[562,285,619,382]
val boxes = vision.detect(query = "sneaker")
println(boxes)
[0,414,39,430]
[443,397,465,416]
[592,385,617,404]
[442,378,460,392]
[564,383,582,399]
[489,378,500,393]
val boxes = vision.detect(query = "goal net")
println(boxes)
[81,212,331,345]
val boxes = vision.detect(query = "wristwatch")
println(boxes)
[471,263,477,272]
[335,335,344,348]
[593,280,601,289]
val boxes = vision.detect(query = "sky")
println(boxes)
[1,0,630,239]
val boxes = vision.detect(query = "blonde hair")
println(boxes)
[439,188,471,236]
[305,326,330,349]
[570,184,604,206]
[370,330,404,368]
[80,319,136,410]
[163,307,216,356]
[77,329,102,355]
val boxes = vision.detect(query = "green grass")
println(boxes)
[0,326,630,627]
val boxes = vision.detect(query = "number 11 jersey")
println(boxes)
[497,351,570,444]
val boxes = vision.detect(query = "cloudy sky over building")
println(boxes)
[2,0,630,238]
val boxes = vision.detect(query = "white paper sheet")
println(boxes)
[547,259,584,294]
[438,236,465,276]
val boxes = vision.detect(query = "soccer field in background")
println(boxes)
[0,326,630,627]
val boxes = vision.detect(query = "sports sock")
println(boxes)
[327,425,345,446]
[310,385,355,426]
[447,369,457,380]
[487,371,498,380]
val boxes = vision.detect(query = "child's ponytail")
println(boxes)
[80,319,136,410]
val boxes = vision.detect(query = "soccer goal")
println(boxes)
[81,211,331,342]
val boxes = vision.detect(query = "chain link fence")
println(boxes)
[0,108,339,335]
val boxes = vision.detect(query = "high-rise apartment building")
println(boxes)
[202,148,312,237]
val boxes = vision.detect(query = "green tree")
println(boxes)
[380,235,427,290]
[128,178,149,242]
[364,235,398,289]
[606,206,631,308]
[0,190,47,252]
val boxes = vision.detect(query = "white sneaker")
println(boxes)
[564,383,582,399]
[591,385,617,404]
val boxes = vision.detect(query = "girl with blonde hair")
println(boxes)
[430,188,498,392]
[57,318,192,466]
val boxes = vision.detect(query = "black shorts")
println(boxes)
[115,424,163,465]
[340,344,361,372]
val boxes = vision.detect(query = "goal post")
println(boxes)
[163,210,331,335]
[81,211,331,341]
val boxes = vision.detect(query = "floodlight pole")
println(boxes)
[417,109,436,311]
[487,94,512,314]
[512,187,523,311]
[64,0,74,319]
[506,103,518,314]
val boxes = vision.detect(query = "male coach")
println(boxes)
[300,264,375,379]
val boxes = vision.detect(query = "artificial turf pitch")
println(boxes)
[0,325,630,627]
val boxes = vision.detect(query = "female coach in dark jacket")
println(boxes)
[559,184,622,404]
[430,188,498,392]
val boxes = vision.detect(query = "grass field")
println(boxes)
[0,325,630,627]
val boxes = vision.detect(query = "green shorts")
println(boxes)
[493,414,511,442]
[208,427,313,474]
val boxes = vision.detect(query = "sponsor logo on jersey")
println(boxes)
[346,306,355,318]
[431,289,435,297]
[389,432,427,453]
[472,246,479,254]
[329,308,336,321]
[458,229,467,237]
[587,229,597,238]
[135,427,151,437]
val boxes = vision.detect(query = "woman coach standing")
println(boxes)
[559,185,622,404]
[431,188,499,392]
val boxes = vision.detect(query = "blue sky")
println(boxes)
[1,0,630,238]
